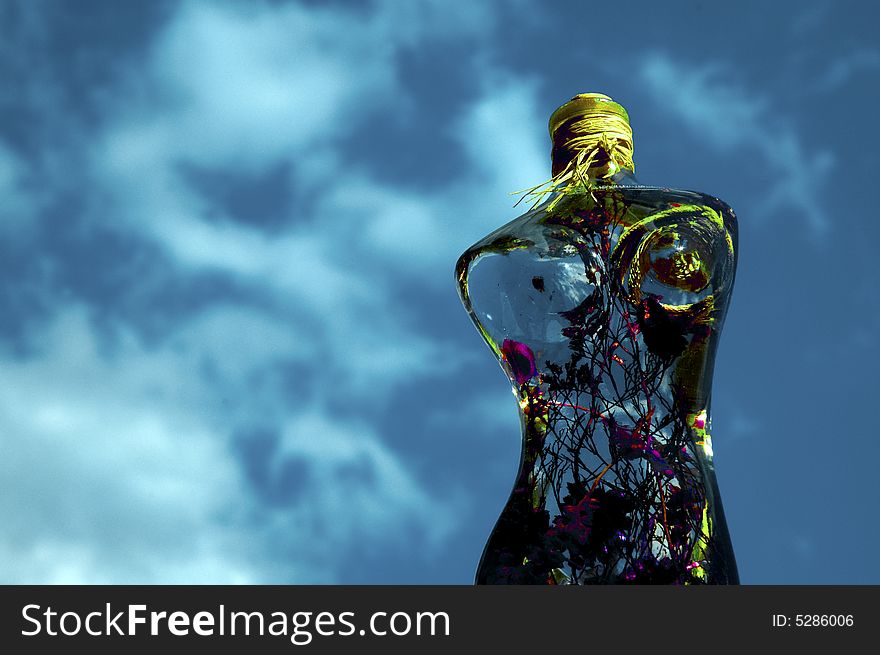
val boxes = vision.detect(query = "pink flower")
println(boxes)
[500,339,538,385]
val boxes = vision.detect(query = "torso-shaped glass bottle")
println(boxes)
[456,94,739,584]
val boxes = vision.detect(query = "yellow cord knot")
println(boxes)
[514,94,635,212]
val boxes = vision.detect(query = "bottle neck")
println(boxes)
[551,142,635,180]
[551,145,634,180]
[516,97,636,211]
[550,114,635,181]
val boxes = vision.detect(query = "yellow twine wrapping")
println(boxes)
[514,109,635,212]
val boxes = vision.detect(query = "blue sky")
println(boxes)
[0,0,877,584]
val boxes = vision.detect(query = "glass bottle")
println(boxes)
[456,93,739,584]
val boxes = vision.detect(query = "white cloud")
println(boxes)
[274,412,463,550]
[0,301,467,582]
[0,140,44,236]
[87,0,547,389]
[640,53,834,235]
[91,0,547,279]
[0,308,256,583]
[306,73,548,280]
[2,0,526,583]
[455,74,548,199]
[790,2,832,37]
[142,1,397,171]
[99,0,498,174]
[817,48,880,89]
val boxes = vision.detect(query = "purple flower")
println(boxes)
[610,424,646,459]
[646,447,675,479]
[548,494,594,546]
[501,339,538,385]
[608,409,674,479]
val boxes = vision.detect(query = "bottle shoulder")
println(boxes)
[458,184,737,264]
[455,183,739,344]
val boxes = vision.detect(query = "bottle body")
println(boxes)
[457,176,739,584]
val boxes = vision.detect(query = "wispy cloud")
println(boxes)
[817,48,880,89]
[0,142,36,234]
[639,53,834,236]
[0,0,540,583]
[0,298,467,582]
[0,307,256,583]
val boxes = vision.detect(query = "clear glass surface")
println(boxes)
[456,171,739,584]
